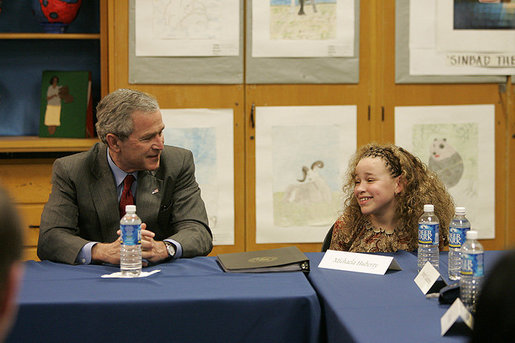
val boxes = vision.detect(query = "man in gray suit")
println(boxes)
[38,89,213,265]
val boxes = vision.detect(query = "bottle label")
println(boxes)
[460,253,484,277]
[449,227,470,248]
[418,223,439,245]
[121,224,141,246]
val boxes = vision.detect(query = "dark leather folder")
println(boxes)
[216,246,310,273]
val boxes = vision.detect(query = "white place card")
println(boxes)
[101,270,161,279]
[318,250,401,275]
[441,298,473,336]
[414,261,441,294]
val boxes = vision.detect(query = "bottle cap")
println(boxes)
[455,207,466,215]
[466,230,478,240]
[424,204,434,212]
[125,205,136,213]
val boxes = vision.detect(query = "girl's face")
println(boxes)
[353,157,402,218]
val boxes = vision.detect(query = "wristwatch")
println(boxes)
[164,241,176,258]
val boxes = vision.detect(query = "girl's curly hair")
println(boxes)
[340,143,454,250]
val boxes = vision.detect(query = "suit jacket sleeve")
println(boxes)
[37,157,90,264]
[159,148,213,257]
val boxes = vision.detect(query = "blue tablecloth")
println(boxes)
[306,250,507,343]
[7,257,322,343]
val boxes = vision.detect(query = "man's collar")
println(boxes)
[107,147,137,187]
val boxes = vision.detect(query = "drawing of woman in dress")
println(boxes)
[44,76,62,135]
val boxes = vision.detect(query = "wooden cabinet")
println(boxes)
[0,138,100,260]
[0,160,53,260]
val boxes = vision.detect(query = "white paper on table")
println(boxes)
[101,270,161,278]
[319,250,402,275]
[441,298,474,336]
[414,262,441,294]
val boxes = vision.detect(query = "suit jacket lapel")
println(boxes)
[88,144,120,242]
[136,170,163,229]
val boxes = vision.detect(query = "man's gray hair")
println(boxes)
[95,89,160,144]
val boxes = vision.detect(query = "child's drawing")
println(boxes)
[256,105,356,243]
[161,108,234,245]
[152,0,223,40]
[297,0,318,15]
[412,122,478,198]
[395,105,495,239]
[164,127,219,229]
[271,124,342,227]
[283,161,332,203]
[269,0,337,40]
[428,137,464,188]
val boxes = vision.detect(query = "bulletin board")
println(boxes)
[127,0,244,84]
[245,0,361,84]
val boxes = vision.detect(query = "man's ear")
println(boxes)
[105,133,120,152]
[0,262,24,341]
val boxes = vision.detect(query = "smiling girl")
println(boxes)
[327,143,454,253]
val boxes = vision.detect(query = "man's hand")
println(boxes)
[91,238,121,265]
[90,223,168,266]
[140,223,169,264]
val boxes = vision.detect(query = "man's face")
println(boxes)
[116,110,165,172]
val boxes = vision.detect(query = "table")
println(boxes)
[6,257,322,343]
[306,250,507,343]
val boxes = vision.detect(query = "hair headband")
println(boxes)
[362,146,402,177]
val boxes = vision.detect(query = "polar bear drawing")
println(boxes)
[428,138,464,188]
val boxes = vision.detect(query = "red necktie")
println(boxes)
[119,174,135,218]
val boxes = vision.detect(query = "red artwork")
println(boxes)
[35,0,83,24]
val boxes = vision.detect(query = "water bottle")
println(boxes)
[459,230,484,313]
[448,207,471,281]
[417,204,440,272]
[120,205,142,277]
